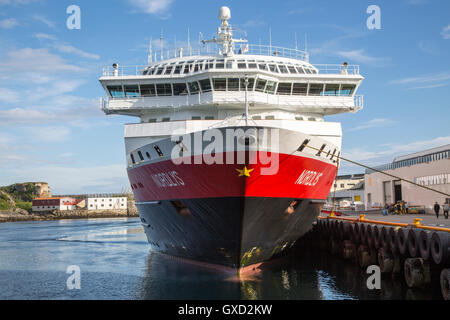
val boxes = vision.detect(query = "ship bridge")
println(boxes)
[99,6,364,124]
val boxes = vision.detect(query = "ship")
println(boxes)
[98,6,364,270]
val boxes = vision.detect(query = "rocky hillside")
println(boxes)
[0,182,51,213]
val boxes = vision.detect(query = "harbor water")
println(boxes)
[0,218,439,300]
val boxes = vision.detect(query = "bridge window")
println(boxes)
[174,65,182,74]
[248,61,257,69]
[265,81,276,94]
[155,67,164,75]
[269,64,278,73]
[238,61,247,69]
[258,63,268,71]
[140,84,156,97]
[162,118,170,122]
[156,83,172,96]
[226,60,234,69]
[255,79,267,92]
[215,60,225,69]
[240,78,255,91]
[228,78,239,91]
[304,68,312,74]
[265,116,275,120]
[164,66,173,75]
[193,64,200,73]
[292,83,307,95]
[277,83,292,95]
[279,65,289,74]
[191,116,201,120]
[173,83,188,96]
[184,64,192,74]
[288,66,297,74]
[188,81,200,94]
[205,116,215,120]
[199,79,212,92]
[296,66,305,74]
[107,86,124,98]
[309,83,324,96]
[341,84,356,96]
[324,84,340,96]
[213,78,226,91]
[124,85,140,98]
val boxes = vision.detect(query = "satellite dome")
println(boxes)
[218,6,231,20]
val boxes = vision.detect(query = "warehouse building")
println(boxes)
[364,144,450,212]
[32,197,77,212]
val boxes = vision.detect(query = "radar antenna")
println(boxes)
[202,6,247,57]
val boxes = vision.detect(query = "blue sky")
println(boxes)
[0,0,449,194]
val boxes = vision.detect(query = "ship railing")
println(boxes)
[101,63,361,77]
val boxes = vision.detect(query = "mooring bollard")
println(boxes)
[357,244,377,268]
[404,258,431,288]
[373,225,382,250]
[389,227,400,255]
[441,269,450,300]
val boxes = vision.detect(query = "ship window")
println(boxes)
[311,69,318,74]
[277,83,292,95]
[173,83,188,96]
[215,60,225,69]
[238,62,247,69]
[309,83,324,96]
[193,64,200,72]
[191,116,201,120]
[107,86,124,98]
[184,64,192,74]
[240,78,255,91]
[213,78,226,91]
[130,153,136,164]
[140,84,156,97]
[155,67,164,75]
[265,81,276,94]
[174,65,182,74]
[156,83,172,96]
[324,84,340,96]
[265,115,275,120]
[228,78,239,91]
[255,79,267,92]
[341,84,356,96]
[288,66,297,74]
[226,60,234,69]
[269,64,278,73]
[252,116,261,120]
[148,118,157,123]
[258,63,268,71]
[199,79,212,92]
[154,146,164,157]
[188,81,200,94]
[164,66,173,75]
[295,116,304,121]
[248,62,257,69]
[309,117,316,121]
[296,66,305,74]
[146,152,151,159]
[162,118,170,122]
[204,63,209,70]
[292,83,307,95]
[137,151,144,161]
[279,65,289,74]
[124,85,140,98]
[205,116,215,120]
[304,68,312,74]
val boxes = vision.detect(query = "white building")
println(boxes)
[32,197,77,212]
[365,145,450,211]
[86,197,128,210]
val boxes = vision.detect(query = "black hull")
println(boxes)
[137,197,322,269]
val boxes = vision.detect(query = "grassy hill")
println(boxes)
[0,182,49,213]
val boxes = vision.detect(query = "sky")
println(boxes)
[0,0,449,194]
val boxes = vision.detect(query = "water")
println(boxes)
[0,218,437,300]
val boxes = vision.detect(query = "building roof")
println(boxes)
[393,144,450,162]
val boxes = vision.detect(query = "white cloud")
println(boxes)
[0,48,86,74]
[347,118,397,132]
[34,33,57,41]
[0,18,19,29]
[0,87,21,103]
[128,0,173,15]
[32,14,56,28]
[53,44,100,60]
[336,49,390,65]
[389,71,450,90]
[441,24,450,40]
[26,126,71,142]
[0,0,38,4]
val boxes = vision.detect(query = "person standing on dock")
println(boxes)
[443,202,449,219]
[434,202,440,219]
